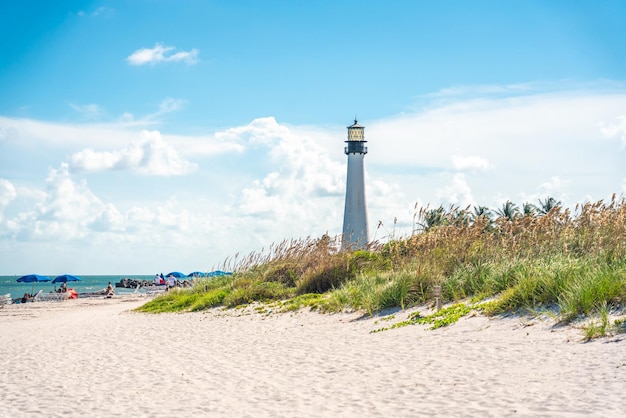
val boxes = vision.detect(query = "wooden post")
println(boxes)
[434,285,441,311]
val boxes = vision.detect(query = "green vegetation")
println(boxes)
[581,303,626,340]
[372,303,473,333]
[135,196,626,338]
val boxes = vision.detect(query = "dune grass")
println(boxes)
[135,196,626,337]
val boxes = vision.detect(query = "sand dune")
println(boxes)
[1,296,624,417]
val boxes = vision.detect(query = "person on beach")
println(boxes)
[59,282,67,293]
[166,275,176,290]
[105,282,115,297]
[21,293,32,303]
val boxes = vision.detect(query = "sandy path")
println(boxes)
[1,297,624,417]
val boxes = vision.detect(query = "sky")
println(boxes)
[1,0,626,275]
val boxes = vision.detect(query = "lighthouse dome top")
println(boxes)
[347,118,364,129]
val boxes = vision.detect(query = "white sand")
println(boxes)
[1,296,624,417]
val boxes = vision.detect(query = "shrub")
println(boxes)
[280,293,324,312]
[295,253,353,294]
[136,289,198,313]
[262,262,299,287]
[223,281,292,307]
[190,288,229,311]
[559,264,626,321]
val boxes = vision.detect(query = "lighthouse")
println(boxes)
[341,119,370,250]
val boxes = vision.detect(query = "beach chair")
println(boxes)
[145,286,166,297]
[12,290,43,304]
[29,290,44,302]
[0,293,12,308]
[35,291,68,302]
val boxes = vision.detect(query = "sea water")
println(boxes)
[0,275,155,299]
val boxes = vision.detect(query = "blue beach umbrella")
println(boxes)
[17,274,51,294]
[17,274,51,283]
[166,272,186,278]
[52,274,82,283]
[207,270,232,277]
[187,271,207,278]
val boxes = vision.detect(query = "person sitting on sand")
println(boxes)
[105,282,115,297]
[60,282,67,293]
[21,293,33,303]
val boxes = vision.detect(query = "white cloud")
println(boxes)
[368,91,626,171]
[0,114,246,165]
[517,176,569,208]
[9,164,110,241]
[0,179,16,207]
[452,155,491,171]
[215,117,291,147]
[69,130,198,176]
[436,173,475,208]
[91,7,111,17]
[42,164,105,222]
[141,98,188,122]
[0,179,17,224]
[421,83,536,100]
[226,118,346,231]
[127,43,199,66]
[366,89,626,215]
[156,98,186,115]
[599,115,626,148]
[538,176,568,196]
[0,168,216,269]
[69,103,103,119]
[0,125,19,142]
[78,7,113,18]
[0,116,140,149]
[119,112,134,123]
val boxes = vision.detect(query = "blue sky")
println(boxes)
[1,1,626,274]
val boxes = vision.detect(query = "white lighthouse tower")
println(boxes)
[342,119,370,250]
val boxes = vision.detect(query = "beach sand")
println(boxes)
[1,296,624,417]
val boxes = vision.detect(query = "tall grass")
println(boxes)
[136,196,626,323]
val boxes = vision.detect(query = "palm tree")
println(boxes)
[537,197,561,215]
[451,206,472,227]
[522,202,537,217]
[470,205,493,231]
[419,206,447,231]
[495,200,520,221]
[472,205,492,222]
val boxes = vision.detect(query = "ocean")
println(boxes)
[0,275,155,299]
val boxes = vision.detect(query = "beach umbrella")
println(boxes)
[17,274,51,283]
[187,271,207,278]
[207,270,232,277]
[52,274,82,283]
[166,272,186,278]
[17,274,51,294]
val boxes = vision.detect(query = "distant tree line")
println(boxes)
[416,197,562,232]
